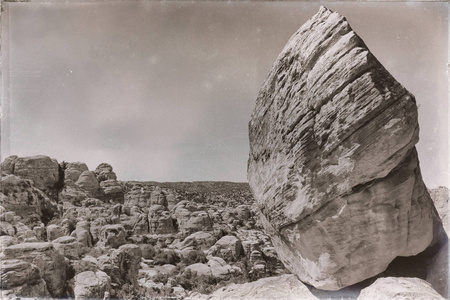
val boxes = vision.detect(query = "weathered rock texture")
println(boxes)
[190,274,318,300]
[247,6,443,290]
[358,277,444,300]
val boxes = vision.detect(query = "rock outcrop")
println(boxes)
[247,6,444,290]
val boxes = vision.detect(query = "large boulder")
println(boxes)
[1,242,67,297]
[358,277,444,300]
[12,155,60,191]
[247,6,443,290]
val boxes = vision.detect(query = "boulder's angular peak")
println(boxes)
[248,7,444,290]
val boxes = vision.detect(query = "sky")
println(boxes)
[2,1,448,187]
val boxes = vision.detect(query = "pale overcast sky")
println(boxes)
[2,1,448,187]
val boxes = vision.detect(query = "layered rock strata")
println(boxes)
[248,6,444,290]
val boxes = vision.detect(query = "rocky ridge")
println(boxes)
[248,5,447,291]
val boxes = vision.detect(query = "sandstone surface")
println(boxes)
[358,277,444,300]
[247,6,443,290]
[190,274,318,300]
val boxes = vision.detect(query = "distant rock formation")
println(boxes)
[1,154,285,299]
[248,6,446,290]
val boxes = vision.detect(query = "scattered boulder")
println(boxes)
[175,231,216,252]
[76,171,104,200]
[207,256,232,280]
[52,236,84,259]
[74,271,111,300]
[99,224,126,248]
[64,162,89,183]
[208,235,244,262]
[100,179,124,203]
[105,244,142,287]
[46,224,65,241]
[95,163,117,182]
[58,181,89,206]
[0,259,42,290]
[184,211,213,233]
[71,221,94,248]
[2,242,67,297]
[133,213,150,235]
[123,185,152,208]
[247,6,442,290]
[149,210,176,234]
[0,260,51,299]
[0,235,19,248]
[185,263,212,277]
[358,277,444,300]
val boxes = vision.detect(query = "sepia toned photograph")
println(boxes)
[0,1,448,299]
